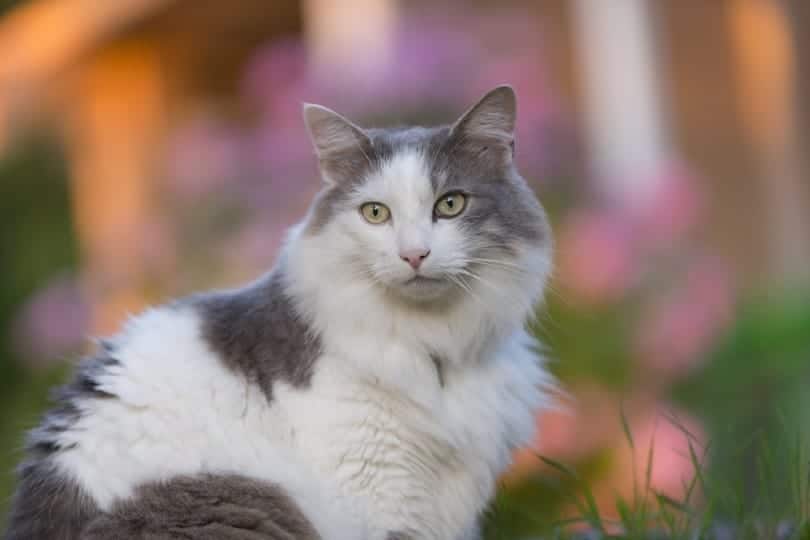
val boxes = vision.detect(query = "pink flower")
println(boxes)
[636,257,735,380]
[633,163,702,248]
[506,383,623,484]
[166,118,247,201]
[136,218,177,278]
[251,124,317,191]
[507,393,707,527]
[610,405,707,501]
[223,216,299,278]
[557,211,637,305]
[241,39,308,120]
[13,274,90,367]
[533,384,623,461]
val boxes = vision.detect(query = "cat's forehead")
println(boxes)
[367,125,450,153]
[370,126,452,185]
[345,126,447,201]
[356,149,433,207]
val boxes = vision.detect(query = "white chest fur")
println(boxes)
[276,331,547,540]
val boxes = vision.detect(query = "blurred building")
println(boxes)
[1,0,809,335]
[0,0,301,333]
[539,0,810,287]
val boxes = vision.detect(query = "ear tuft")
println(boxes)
[302,103,369,158]
[451,85,517,145]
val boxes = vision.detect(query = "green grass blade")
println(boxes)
[538,455,579,480]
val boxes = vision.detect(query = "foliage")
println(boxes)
[484,293,810,539]
[0,135,76,522]
[0,0,28,17]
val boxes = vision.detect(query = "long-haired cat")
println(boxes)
[5,86,554,540]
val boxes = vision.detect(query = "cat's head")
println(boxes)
[297,86,551,307]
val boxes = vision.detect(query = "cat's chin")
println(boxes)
[385,275,458,305]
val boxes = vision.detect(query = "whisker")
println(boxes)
[456,269,499,292]
[465,257,531,273]
[456,268,537,315]
[448,274,484,307]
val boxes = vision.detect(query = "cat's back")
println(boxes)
[5,272,340,538]
[53,300,276,503]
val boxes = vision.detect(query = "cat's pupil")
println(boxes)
[372,206,379,216]
[446,198,454,208]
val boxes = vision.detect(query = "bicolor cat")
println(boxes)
[5,86,554,540]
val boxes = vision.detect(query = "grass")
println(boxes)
[480,290,810,540]
[483,407,810,540]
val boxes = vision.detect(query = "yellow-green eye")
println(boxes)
[360,202,391,224]
[434,192,466,218]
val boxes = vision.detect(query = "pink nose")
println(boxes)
[400,249,430,270]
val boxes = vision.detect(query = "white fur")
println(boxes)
[54,150,553,540]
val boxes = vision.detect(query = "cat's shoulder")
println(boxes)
[22,270,321,472]
[14,272,327,509]
[188,271,322,401]
[91,270,321,403]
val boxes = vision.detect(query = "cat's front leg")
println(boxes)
[81,474,321,540]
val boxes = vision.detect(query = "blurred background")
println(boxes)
[1,0,809,536]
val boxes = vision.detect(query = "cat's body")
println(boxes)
[5,86,553,540]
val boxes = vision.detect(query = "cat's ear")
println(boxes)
[450,85,516,150]
[303,104,372,185]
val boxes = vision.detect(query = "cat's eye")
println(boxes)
[360,202,391,224]
[434,192,466,218]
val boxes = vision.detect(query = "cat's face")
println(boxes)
[301,86,550,305]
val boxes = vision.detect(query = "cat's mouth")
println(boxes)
[404,275,443,285]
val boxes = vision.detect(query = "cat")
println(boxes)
[4,85,554,540]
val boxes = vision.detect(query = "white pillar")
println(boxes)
[572,0,668,205]
[302,0,397,83]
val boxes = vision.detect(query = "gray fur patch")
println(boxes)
[25,354,120,459]
[195,271,321,403]
[4,460,100,540]
[4,349,122,539]
[82,474,320,540]
[429,138,548,250]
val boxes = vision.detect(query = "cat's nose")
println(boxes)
[400,249,430,270]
